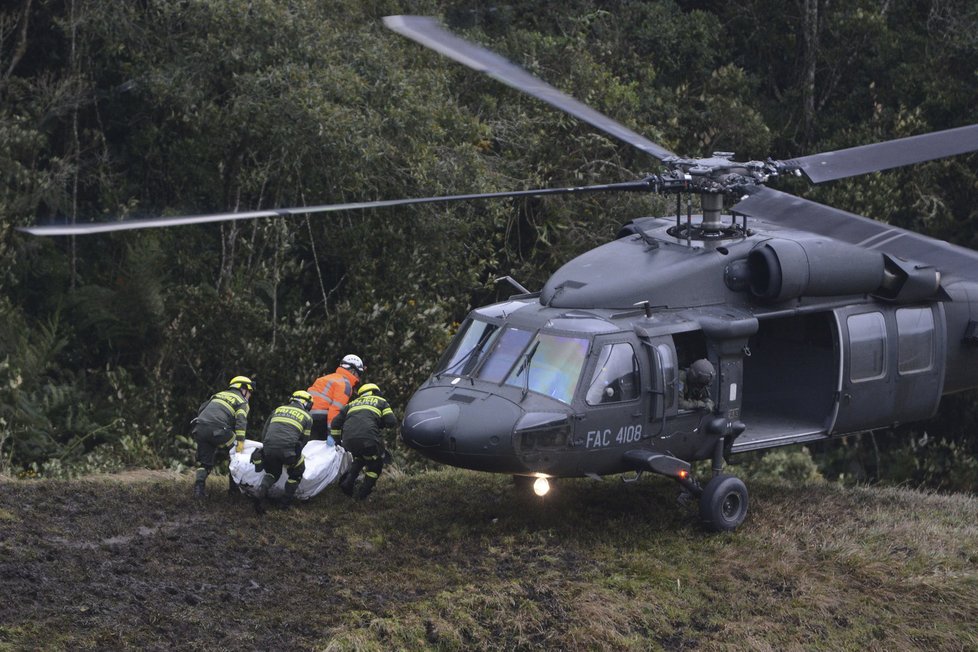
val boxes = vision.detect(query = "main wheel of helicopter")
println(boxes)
[699,473,749,532]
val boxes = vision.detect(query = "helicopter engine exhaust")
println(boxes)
[747,238,885,302]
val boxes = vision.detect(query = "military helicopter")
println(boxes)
[21,16,978,532]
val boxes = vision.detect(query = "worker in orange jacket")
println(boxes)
[307,354,364,440]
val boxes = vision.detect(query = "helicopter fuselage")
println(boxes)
[401,215,978,481]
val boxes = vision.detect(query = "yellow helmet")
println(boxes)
[229,376,254,392]
[291,389,313,410]
[357,383,380,396]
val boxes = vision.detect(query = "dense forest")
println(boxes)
[1,0,977,485]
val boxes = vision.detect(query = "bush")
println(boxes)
[736,446,824,485]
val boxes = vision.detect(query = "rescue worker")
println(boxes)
[251,390,314,512]
[678,358,715,411]
[192,375,253,499]
[307,354,365,440]
[331,383,397,500]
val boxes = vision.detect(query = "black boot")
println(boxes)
[340,460,363,497]
[356,475,377,500]
[279,480,298,509]
[253,473,274,515]
[339,471,356,497]
[227,474,240,497]
[193,468,208,499]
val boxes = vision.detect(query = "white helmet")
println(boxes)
[341,354,365,375]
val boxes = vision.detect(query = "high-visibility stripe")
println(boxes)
[270,416,305,429]
[348,404,382,417]
[315,378,352,408]
[364,471,379,478]
[308,388,329,400]
[323,380,350,407]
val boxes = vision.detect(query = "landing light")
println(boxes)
[533,477,551,497]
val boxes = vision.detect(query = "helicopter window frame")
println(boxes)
[847,311,887,383]
[477,326,535,384]
[584,342,640,406]
[436,317,503,377]
[503,331,591,405]
[655,343,677,412]
[895,307,935,375]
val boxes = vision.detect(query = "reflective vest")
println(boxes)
[307,367,358,425]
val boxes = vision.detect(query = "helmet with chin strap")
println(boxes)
[340,354,365,376]
[357,383,380,397]
[228,376,254,393]
[290,390,313,411]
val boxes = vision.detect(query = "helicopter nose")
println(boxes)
[401,386,522,471]
[402,403,459,448]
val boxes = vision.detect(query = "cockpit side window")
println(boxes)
[437,318,500,376]
[586,342,639,405]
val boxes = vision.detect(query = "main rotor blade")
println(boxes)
[18,179,654,236]
[383,15,677,162]
[782,123,978,184]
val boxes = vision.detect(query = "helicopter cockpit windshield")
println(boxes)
[502,332,588,403]
[436,318,590,405]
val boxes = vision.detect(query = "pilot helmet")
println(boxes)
[688,359,715,386]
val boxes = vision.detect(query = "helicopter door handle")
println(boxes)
[843,392,852,405]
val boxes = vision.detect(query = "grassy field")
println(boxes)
[1,467,976,651]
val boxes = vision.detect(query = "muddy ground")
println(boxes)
[2,469,977,651]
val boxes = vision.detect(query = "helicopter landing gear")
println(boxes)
[699,474,748,532]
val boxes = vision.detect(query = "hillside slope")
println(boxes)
[1,469,976,650]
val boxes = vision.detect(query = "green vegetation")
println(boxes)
[1,469,976,650]
[1,2,977,484]
[3,4,976,646]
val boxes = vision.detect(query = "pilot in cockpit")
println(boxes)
[678,358,715,412]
